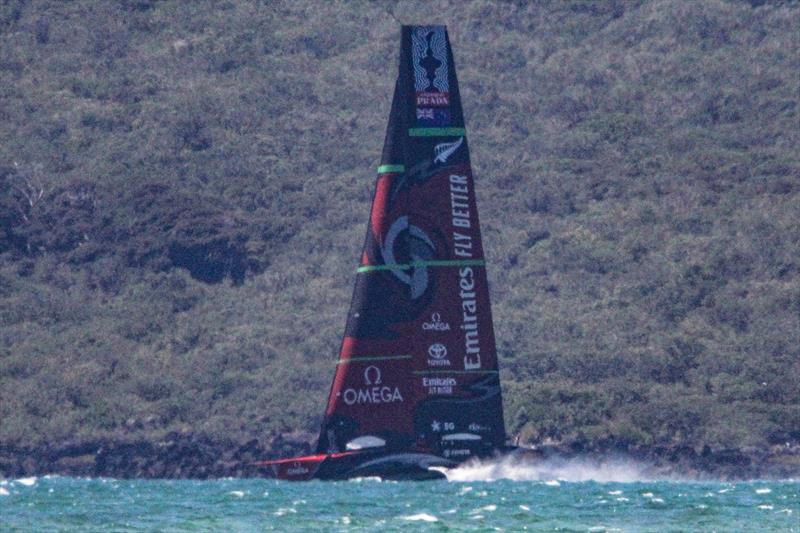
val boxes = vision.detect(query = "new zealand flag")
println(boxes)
[416,107,451,126]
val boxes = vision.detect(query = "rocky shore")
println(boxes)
[1,433,798,480]
[0,432,314,480]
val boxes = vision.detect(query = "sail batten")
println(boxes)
[408,127,467,136]
[377,164,405,173]
[316,25,506,461]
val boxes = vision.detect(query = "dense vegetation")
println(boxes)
[1,0,798,461]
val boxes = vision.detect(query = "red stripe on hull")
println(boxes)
[255,452,360,481]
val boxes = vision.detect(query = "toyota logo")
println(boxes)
[427,343,447,359]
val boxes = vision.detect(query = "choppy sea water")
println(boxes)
[1,458,797,532]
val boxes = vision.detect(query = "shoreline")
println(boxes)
[2,433,798,480]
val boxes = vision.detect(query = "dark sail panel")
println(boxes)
[318,26,505,461]
[316,76,418,454]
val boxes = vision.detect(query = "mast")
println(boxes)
[317,26,505,461]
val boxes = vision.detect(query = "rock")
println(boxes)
[56,454,96,476]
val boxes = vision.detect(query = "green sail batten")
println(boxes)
[408,127,466,137]
[377,164,405,174]
[337,355,412,365]
[356,259,485,273]
[355,264,407,273]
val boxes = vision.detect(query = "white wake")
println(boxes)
[438,454,661,483]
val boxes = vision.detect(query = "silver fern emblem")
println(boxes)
[434,137,464,163]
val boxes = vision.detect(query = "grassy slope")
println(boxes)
[0,0,798,455]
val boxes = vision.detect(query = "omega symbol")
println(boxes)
[364,365,382,385]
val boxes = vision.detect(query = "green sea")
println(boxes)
[1,460,797,532]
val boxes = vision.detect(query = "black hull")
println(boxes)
[316,451,457,481]
[260,447,518,481]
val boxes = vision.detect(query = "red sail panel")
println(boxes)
[317,26,506,460]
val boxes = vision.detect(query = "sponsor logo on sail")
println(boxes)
[286,462,309,475]
[412,27,450,112]
[443,448,471,458]
[427,342,451,367]
[341,365,403,406]
[411,27,449,93]
[363,365,381,385]
[434,137,463,163]
[382,216,435,300]
[416,92,450,107]
[449,174,482,371]
[422,312,451,331]
[428,343,447,359]
[423,376,456,395]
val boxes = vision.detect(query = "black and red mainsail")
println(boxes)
[316,25,506,464]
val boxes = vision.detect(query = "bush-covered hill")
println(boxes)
[1,0,798,472]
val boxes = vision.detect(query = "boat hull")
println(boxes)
[256,450,458,481]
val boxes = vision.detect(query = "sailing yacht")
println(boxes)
[257,25,512,480]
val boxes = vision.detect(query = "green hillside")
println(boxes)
[1,0,798,472]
